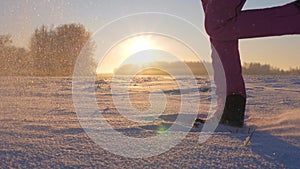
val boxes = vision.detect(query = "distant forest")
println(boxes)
[0,23,96,76]
[1,23,299,76]
[115,61,300,76]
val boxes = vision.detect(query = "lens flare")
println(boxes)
[157,126,168,134]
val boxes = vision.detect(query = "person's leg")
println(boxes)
[203,0,300,41]
[200,0,247,127]
[210,38,246,127]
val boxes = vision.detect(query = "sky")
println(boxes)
[0,0,299,72]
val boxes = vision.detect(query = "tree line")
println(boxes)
[242,62,300,75]
[1,24,299,76]
[115,61,300,76]
[0,23,96,76]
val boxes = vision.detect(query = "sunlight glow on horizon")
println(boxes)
[96,34,202,74]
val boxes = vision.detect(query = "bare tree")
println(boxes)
[30,23,96,76]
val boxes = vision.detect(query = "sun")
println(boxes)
[130,38,152,54]
[126,36,157,64]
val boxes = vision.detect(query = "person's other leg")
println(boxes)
[204,1,300,41]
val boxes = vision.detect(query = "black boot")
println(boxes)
[220,94,246,127]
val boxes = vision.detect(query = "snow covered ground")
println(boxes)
[0,75,299,168]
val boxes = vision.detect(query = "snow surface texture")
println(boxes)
[0,75,299,168]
